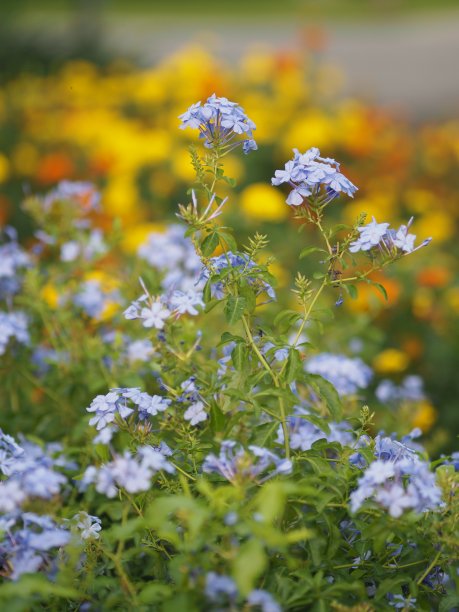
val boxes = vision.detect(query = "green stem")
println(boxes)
[416,549,442,585]
[241,315,290,458]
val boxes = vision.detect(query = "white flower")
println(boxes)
[184,401,207,426]
[140,301,171,329]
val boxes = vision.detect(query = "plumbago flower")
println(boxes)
[0,311,29,356]
[276,408,354,452]
[40,180,100,213]
[200,252,276,300]
[203,441,292,485]
[81,446,175,498]
[0,430,69,513]
[349,216,431,255]
[350,430,442,518]
[375,375,426,404]
[179,94,257,154]
[124,277,204,331]
[86,387,171,441]
[0,226,30,299]
[0,513,71,581]
[272,147,357,206]
[72,512,102,540]
[305,353,373,397]
[138,224,203,293]
[205,572,281,612]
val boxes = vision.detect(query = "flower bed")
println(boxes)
[0,93,458,610]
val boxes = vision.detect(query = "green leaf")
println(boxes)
[304,373,343,420]
[373,282,388,301]
[203,279,212,303]
[346,284,358,299]
[231,342,249,371]
[201,231,220,257]
[218,332,244,346]
[299,246,326,259]
[232,539,267,596]
[218,231,238,252]
[138,584,173,604]
[224,296,247,325]
[284,348,302,384]
[223,176,237,187]
[239,285,256,313]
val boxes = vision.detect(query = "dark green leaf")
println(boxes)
[224,296,247,325]
[231,342,249,371]
[299,246,326,259]
[304,373,343,420]
[284,348,302,384]
[201,231,220,257]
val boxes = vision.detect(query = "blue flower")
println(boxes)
[0,311,29,356]
[247,589,282,612]
[203,440,292,484]
[201,252,276,300]
[350,448,442,517]
[305,353,373,396]
[272,147,357,206]
[179,94,257,154]
[349,216,431,255]
[184,401,207,426]
[86,388,171,440]
[84,447,175,498]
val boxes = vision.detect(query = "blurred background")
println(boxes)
[1,0,458,451]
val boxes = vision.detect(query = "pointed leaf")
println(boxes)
[224,296,247,325]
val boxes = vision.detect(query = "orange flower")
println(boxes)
[417,266,452,288]
[36,152,74,184]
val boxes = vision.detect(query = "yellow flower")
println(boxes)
[98,300,120,323]
[41,283,59,308]
[373,349,409,374]
[103,175,145,224]
[282,110,335,153]
[239,183,288,222]
[122,223,166,253]
[84,270,120,291]
[445,287,459,314]
[0,153,10,183]
[12,142,39,176]
[415,212,454,243]
[412,401,437,433]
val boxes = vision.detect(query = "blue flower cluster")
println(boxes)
[138,224,202,294]
[305,353,373,396]
[179,94,257,154]
[201,252,276,300]
[81,445,175,498]
[205,572,281,611]
[73,279,122,319]
[349,217,431,255]
[272,147,357,206]
[60,229,107,263]
[0,311,29,356]
[350,433,442,517]
[276,409,354,452]
[203,440,292,484]
[124,282,204,331]
[86,387,171,443]
[0,227,30,299]
[71,511,102,540]
[376,375,425,404]
[0,430,70,514]
[41,180,100,213]
[0,513,70,581]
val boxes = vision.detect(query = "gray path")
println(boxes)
[11,10,459,118]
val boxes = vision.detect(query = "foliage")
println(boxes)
[0,94,458,611]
